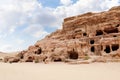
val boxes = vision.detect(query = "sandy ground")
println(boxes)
[0,62,120,80]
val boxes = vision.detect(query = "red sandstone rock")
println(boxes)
[4,56,20,63]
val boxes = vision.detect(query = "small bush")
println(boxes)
[34,58,39,63]
[84,56,90,60]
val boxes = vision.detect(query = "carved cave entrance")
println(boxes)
[112,44,119,51]
[83,32,87,36]
[91,46,95,52]
[104,27,118,34]
[68,50,78,59]
[26,56,33,62]
[96,30,103,36]
[104,45,111,53]
[90,40,95,44]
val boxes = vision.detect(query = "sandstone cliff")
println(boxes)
[4,6,120,63]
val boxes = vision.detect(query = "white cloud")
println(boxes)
[0,37,26,52]
[56,0,120,17]
[60,0,73,6]
[16,39,25,45]
[101,0,120,9]
[0,44,25,53]
[24,24,49,38]
[0,44,13,52]
[29,7,59,28]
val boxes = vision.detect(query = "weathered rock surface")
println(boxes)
[4,56,20,63]
[4,6,120,64]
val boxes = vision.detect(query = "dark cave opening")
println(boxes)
[91,46,95,52]
[68,49,78,59]
[26,57,33,62]
[96,30,103,36]
[104,45,111,53]
[90,40,95,44]
[35,48,42,54]
[116,24,119,27]
[54,58,62,62]
[112,44,119,51]
[113,35,117,37]
[104,27,118,34]
[20,55,24,59]
[83,32,87,36]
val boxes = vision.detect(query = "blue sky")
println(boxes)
[37,0,77,8]
[0,0,120,52]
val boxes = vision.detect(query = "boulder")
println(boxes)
[4,56,20,63]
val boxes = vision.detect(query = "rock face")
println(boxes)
[5,6,120,63]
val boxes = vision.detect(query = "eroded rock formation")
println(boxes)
[4,6,120,64]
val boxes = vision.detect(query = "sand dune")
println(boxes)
[0,62,120,80]
[0,52,18,58]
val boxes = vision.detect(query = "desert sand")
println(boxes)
[0,62,120,80]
